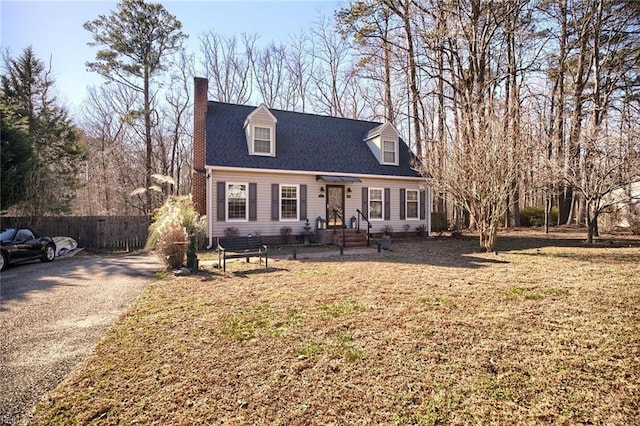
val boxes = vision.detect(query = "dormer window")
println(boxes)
[244,104,277,157]
[363,121,400,166]
[254,126,272,154]
[383,140,396,164]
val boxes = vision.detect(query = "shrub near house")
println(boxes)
[147,195,205,269]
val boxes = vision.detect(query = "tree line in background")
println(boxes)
[339,0,640,249]
[1,0,638,250]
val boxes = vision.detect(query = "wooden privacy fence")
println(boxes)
[0,216,151,251]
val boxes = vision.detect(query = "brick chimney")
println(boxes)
[192,77,208,216]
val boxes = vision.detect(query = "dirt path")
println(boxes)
[0,253,161,425]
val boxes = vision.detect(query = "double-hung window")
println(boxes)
[382,140,396,164]
[406,189,419,219]
[280,184,298,220]
[254,126,272,155]
[227,183,247,220]
[369,188,383,220]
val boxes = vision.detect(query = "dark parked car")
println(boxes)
[0,227,56,272]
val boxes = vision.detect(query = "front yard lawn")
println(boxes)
[32,230,640,425]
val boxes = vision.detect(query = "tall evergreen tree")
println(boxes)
[0,102,33,212]
[0,47,84,215]
[84,0,186,214]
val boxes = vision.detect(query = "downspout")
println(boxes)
[427,187,432,237]
[206,169,214,249]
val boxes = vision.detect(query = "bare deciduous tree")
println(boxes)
[309,14,355,117]
[199,31,256,104]
[337,0,397,122]
[251,42,288,109]
[418,0,529,251]
[562,0,640,241]
[284,30,315,113]
[161,50,193,197]
[80,84,140,215]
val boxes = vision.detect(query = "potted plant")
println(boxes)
[380,225,393,250]
[302,219,312,246]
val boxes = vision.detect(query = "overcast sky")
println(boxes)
[1,0,345,113]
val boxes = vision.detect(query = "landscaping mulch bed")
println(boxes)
[31,230,640,425]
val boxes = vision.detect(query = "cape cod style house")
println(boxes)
[192,77,431,247]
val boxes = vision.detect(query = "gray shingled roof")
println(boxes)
[206,102,421,178]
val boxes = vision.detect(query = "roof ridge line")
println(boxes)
[208,100,384,126]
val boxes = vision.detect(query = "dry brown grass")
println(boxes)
[32,229,640,425]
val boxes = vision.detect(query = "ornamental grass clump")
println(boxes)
[156,222,187,270]
[146,195,205,270]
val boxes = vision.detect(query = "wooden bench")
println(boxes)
[217,236,268,272]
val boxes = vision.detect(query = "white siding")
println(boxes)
[208,169,430,238]
[251,108,276,126]
[361,177,426,234]
[380,125,398,142]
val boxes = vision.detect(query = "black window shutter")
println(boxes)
[399,188,406,220]
[300,184,307,220]
[271,183,279,221]
[420,190,426,220]
[361,187,368,217]
[216,181,226,222]
[384,188,391,220]
[249,183,257,221]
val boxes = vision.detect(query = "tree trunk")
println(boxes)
[554,0,569,226]
[101,137,110,215]
[504,197,510,229]
[564,7,591,225]
[586,204,594,243]
[504,9,521,229]
[383,0,421,157]
[478,220,498,253]
[383,35,394,123]
[144,67,153,214]
[545,193,552,234]
[559,188,573,225]
[405,12,421,158]
[511,193,521,227]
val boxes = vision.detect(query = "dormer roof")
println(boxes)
[243,103,277,128]
[364,121,398,141]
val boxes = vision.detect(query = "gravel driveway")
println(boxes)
[0,252,162,425]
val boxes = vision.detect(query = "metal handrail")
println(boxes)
[332,209,346,248]
[355,209,372,246]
